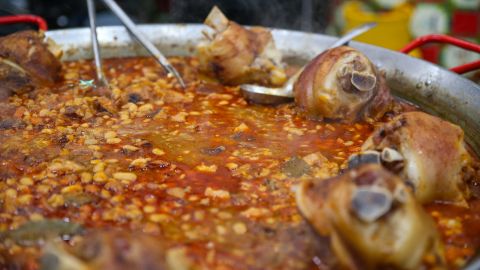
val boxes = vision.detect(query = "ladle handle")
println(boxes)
[330,22,377,49]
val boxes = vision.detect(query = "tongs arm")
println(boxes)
[101,0,186,88]
[87,0,108,87]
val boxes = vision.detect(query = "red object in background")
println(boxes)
[401,34,480,74]
[452,11,480,37]
[420,44,441,64]
[451,59,480,74]
[0,15,48,31]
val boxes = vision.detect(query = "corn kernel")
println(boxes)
[93,162,105,172]
[143,205,156,214]
[93,172,108,183]
[167,187,185,199]
[113,172,137,182]
[152,148,165,156]
[232,222,247,234]
[61,184,83,194]
[81,172,93,183]
[106,137,122,144]
[19,177,33,186]
[149,214,170,223]
[47,194,65,208]
[104,131,117,139]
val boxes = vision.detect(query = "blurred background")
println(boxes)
[0,0,479,74]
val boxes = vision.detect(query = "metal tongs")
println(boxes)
[86,0,185,88]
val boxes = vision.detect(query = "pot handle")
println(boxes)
[400,34,480,74]
[0,15,48,31]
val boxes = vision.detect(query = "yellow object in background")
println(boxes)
[343,1,420,56]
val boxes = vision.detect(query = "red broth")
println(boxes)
[0,56,477,269]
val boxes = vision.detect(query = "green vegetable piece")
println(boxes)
[64,192,97,207]
[1,219,84,246]
[281,156,311,178]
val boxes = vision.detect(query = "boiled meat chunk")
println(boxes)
[296,164,445,270]
[0,30,62,99]
[293,46,392,122]
[197,6,286,86]
[362,111,472,206]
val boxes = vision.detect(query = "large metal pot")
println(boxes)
[46,24,480,154]
[45,24,480,269]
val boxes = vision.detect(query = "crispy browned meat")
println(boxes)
[0,30,62,99]
[0,60,34,99]
[197,6,286,86]
[362,111,472,206]
[293,46,393,122]
[0,30,62,83]
[296,164,446,270]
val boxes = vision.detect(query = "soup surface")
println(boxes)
[0,57,479,269]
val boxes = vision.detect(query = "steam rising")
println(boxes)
[170,0,331,32]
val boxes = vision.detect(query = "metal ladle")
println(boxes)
[240,22,377,105]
